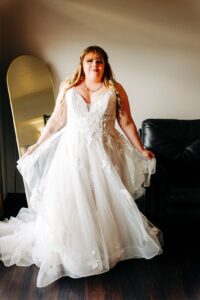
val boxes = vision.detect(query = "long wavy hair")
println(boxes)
[61,45,117,90]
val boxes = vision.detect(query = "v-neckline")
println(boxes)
[74,87,112,112]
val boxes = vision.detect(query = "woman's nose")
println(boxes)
[92,60,97,67]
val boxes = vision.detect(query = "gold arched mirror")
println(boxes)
[7,55,55,157]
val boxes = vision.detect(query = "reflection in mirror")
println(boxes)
[7,55,55,157]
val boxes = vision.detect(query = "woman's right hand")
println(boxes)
[140,149,155,160]
[26,143,39,155]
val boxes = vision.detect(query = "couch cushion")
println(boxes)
[141,119,200,172]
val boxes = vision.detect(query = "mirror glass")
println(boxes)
[7,55,55,157]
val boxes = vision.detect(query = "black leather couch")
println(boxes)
[140,119,200,237]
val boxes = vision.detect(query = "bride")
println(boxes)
[0,45,162,288]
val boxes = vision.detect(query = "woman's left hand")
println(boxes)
[141,149,155,159]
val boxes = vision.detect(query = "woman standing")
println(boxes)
[0,46,162,288]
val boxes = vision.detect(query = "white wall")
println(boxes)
[1,0,200,193]
[3,0,200,126]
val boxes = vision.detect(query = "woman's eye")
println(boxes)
[86,59,103,64]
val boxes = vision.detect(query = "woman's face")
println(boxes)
[82,52,105,82]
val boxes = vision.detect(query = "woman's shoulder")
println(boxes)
[59,78,71,91]
[114,82,124,91]
[59,78,77,97]
[114,82,128,98]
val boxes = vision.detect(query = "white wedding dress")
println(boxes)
[0,85,162,288]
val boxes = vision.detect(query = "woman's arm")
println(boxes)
[116,83,154,159]
[26,83,67,154]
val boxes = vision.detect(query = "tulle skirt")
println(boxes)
[0,127,162,287]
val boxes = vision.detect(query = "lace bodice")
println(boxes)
[65,87,118,144]
[38,85,122,146]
